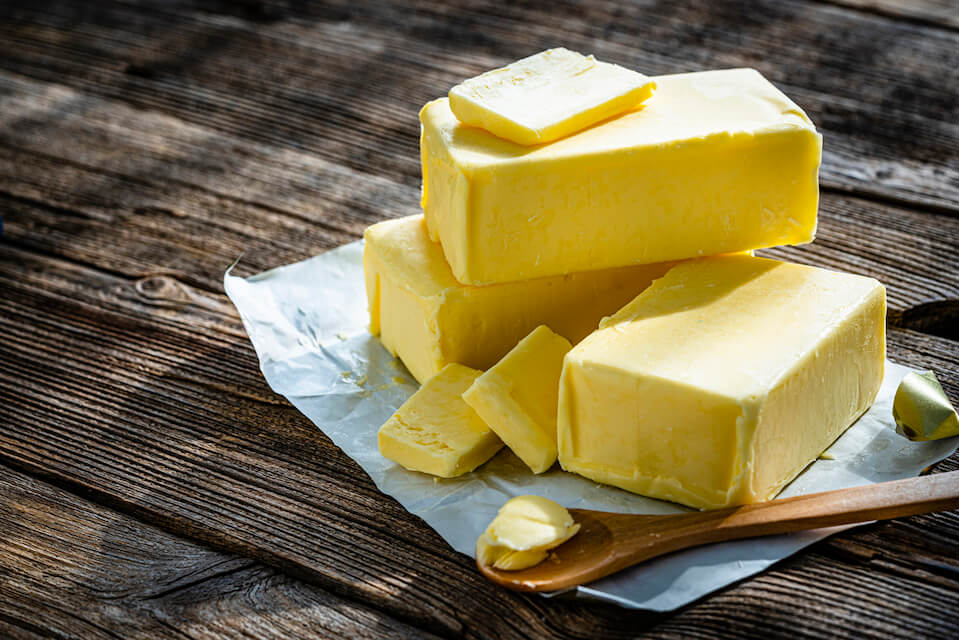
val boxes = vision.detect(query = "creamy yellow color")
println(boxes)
[364,215,674,384]
[378,363,502,478]
[463,325,571,473]
[557,255,886,510]
[476,495,580,570]
[421,68,822,285]
[449,48,655,146]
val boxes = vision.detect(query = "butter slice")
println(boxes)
[558,255,886,510]
[421,68,821,285]
[476,495,580,570]
[463,326,571,473]
[378,363,502,478]
[449,48,655,146]
[364,215,674,384]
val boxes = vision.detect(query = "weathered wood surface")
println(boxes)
[0,0,957,212]
[823,0,959,29]
[0,464,440,639]
[0,0,957,638]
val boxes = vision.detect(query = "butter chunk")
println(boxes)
[421,68,821,285]
[476,495,580,570]
[463,326,571,473]
[449,48,655,146]
[378,363,502,478]
[364,215,674,384]
[558,255,886,510]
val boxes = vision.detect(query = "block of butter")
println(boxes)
[449,48,656,146]
[378,363,502,478]
[364,215,674,384]
[463,325,571,474]
[557,255,886,510]
[421,68,822,285]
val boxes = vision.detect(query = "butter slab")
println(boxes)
[378,363,502,478]
[557,255,886,510]
[449,48,655,146]
[363,215,674,384]
[463,325,571,473]
[422,68,821,285]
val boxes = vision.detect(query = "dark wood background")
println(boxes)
[1,1,957,638]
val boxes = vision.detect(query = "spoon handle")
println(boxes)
[687,470,959,545]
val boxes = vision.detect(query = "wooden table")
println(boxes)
[1,1,956,637]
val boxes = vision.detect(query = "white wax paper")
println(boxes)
[224,241,958,611]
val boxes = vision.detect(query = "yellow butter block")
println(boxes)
[449,48,655,146]
[421,68,822,285]
[463,326,571,474]
[558,255,886,510]
[476,495,580,570]
[378,363,502,478]
[364,215,674,384]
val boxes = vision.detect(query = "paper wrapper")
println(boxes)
[224,241,959,611]
[894,371,959,441]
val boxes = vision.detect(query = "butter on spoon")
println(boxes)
[476,472,959,592]
[476,495,581,571]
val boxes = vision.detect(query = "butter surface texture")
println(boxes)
[557,255,886,510]
[476,495,580,570]
[364,215,674,384]
[421,68,822,285]
[463,325,571,473]
[449,48,655,146]
[378,364,502,478]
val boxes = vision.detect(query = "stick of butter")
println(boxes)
[448,48,656,146]
[378,363,502,478]
[364,215,674,384]
[422,68,821,285]
[476,495,580,571]
[558,255,886,510]
[463,326,571,474]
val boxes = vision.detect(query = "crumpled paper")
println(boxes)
[224,241,959,611]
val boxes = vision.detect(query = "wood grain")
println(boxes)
[0,0,957,637]
[1,221,957,638]
[0,463,439,639]
[822,0,959,30]
[0,0,956,212]
[0,70,955,328]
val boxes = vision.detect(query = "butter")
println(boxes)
[558,255,886,510]
[378,363,502,478]
[421,68,821,285]
[476,495,580,570]
[364,215,674,384]
[463,326,571,473]
[449,48,655,146]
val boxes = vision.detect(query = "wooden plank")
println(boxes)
[1,226,957,639]
[822,0,959,30]
[0,0,956,212]
[0,72,955,330]
[0,463,441,639]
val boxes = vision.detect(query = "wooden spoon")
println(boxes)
[477,471,959,592]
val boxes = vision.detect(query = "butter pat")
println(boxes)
[449,48,655,146]
[463,326,571,473]
[422,68,821,285]
[558,255,886,510]
[364,215,674,384]
[476,495,580,570]
[378,364,502,478]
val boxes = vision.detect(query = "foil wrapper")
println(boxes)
[894,371,959,441]
[224,241,959,611]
